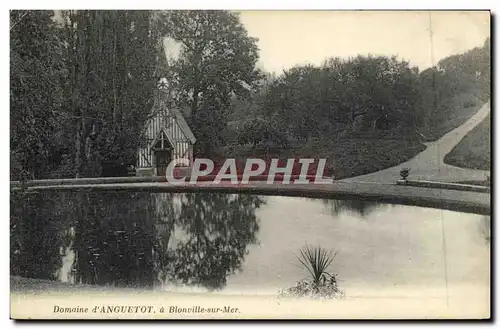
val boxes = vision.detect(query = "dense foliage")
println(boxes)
[10,10,490,180]
[10,11,66,180]
[232,41,490,151]
[11,10,163,180]
[160,10,262,155]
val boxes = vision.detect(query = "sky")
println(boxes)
[237,11,490,73]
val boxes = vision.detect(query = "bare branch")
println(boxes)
[10,12,28,31]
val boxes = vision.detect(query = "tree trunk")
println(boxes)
[191,86,199,127]
[75,121,81,178]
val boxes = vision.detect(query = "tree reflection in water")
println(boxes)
[11,190,72,281]
[318,198,385,218]
[70,191,163,288]
[164,193,264,290]
[10,190,264,291]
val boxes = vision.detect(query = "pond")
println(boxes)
[10,190,490,300]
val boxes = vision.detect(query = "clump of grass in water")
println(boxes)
[279,244,344,300]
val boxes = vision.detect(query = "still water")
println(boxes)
[10,191,490,298]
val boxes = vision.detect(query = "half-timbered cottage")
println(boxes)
[136,88,196,176]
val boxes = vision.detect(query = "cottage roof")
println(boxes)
[149,90,196,145]
[170,107,196,144]
[149,41,196,145]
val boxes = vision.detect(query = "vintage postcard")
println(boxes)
[9,10,491,320]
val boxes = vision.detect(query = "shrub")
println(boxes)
[279,245,344,299]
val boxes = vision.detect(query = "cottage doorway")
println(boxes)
[153,130,173,176]
[155,149,171,176]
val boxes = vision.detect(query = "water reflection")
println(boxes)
[10,191,72,281]
[164,194,264,290]
[318,198,385,218]
[70,192,162,288]
[11,191,489,297]
[479,215,491,244]
[10,191,264,290]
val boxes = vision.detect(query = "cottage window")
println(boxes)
[153,130,171,150]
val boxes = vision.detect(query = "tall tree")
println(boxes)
[59,10,162,177]
[160,10,262,156]
[10,10,67,180]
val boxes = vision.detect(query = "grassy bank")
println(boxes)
[222,138,426,180]
[444,114,491,170]
[419,92,485,141]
